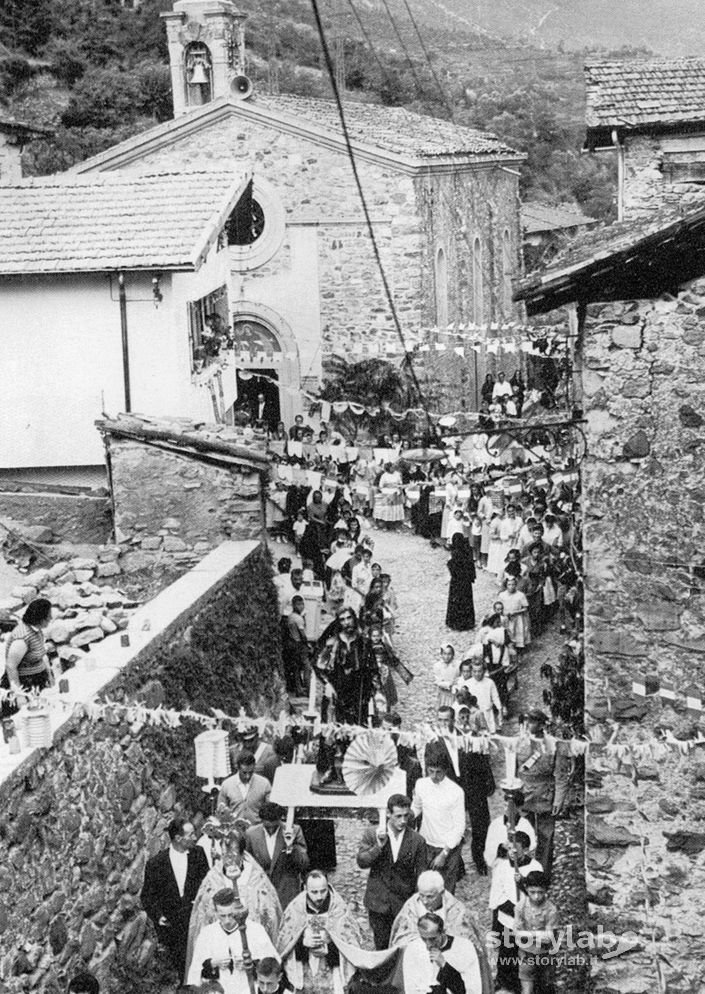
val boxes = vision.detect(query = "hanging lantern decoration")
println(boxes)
[195,728,231,792]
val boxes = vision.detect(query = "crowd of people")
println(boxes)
[133,402,581,994]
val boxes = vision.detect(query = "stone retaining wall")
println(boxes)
[0,489,111,544]
[0,541,285,993]
[106,437,266,566]
[582,279,705,992]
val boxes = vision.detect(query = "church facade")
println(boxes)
[1,0,525,475]
[71,0,525,428]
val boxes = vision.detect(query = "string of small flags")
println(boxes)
[231,324,569,367]
[631,674,703,719]
[9,688,705,766]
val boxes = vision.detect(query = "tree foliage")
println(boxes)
[3,0,617,218]
[319,356,419,441]
[0,0,53,54]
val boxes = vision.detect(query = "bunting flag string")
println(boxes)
[224,368,578,429]
[631,673,703,718]
[7,689,705,767]
[228,324,569,369]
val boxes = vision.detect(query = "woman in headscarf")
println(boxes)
[299,520,326,582]
[445,532,476,631]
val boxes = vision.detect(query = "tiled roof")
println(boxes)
[254,93,520,159]
[521,202,597,235]
[515,202,705,311]
[96,414,270,469]
[585,58,705,134]
[0,170,248,275]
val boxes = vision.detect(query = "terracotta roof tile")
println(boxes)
[257,93,519,158]
[0,170,247,275]
[521,202,597,234]
[585,58,705,132]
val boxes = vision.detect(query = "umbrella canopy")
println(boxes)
[326,548,352,571]
[403,447,446,463]
[342,731,398,795]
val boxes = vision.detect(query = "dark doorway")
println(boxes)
[235,368,281,432]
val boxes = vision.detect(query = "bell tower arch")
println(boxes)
[161,0,252,117]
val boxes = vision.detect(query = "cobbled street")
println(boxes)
[314,527,587,993]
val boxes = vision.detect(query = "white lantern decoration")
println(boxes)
[194,729,231,792]
[20,706,52,749]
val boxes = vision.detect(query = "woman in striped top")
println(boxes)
[1,597,53,716]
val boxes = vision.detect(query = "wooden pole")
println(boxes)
[229,877,256,994]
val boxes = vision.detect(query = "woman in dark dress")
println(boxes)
[445,532,476,631]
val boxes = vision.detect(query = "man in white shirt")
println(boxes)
[411,744,466,893]
[351,546,373,598]
[484,791,537,871]
[492,371,513,403]
[356,793,428,948]
[402,912,482,994]
[424,706,461,784]
[187,887,279,993]
[140,817,209,978]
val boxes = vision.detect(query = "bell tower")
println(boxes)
[161,0,252,117]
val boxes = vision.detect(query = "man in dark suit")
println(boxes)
[140,817,209,979]
[251,391,277,433]
[356,793,428,949]
[423,706,462,786]
[245,801,309,909]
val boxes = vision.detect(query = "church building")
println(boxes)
[1,0,524,477]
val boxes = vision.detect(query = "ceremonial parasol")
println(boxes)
[403,447,445,463]
[326,548,352,571]
[342,732,397,795]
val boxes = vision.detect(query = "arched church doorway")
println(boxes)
[228,311,301,430]
[234,368,280,432]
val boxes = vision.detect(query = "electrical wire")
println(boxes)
[308,0,430,420]
[397,0,457,120]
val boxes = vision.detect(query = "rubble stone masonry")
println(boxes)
[581,280,705,992]
[0,543,285,993]
[107,437,265,564]
[623,135,705,219]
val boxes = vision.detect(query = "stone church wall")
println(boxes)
[581,279,705,992]
[0,542,285,993]
[121,113,521,409]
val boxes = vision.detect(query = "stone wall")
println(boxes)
[121,113,522,409]
[581,281,705,992]
[106,437,265,564]
[624,135,705,219]
[0,487,111,545]
[0,541,286,993]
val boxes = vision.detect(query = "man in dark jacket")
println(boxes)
[141,817,209,978]
[356,793,428,949]
[246,802,310,909]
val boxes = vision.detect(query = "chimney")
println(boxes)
[0,118,50,184]
[161,0,252,118]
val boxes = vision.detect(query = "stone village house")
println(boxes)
[0,0,526,481]
[514,205,705,992]
[585,57,705,220]
[0,169,251,476]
